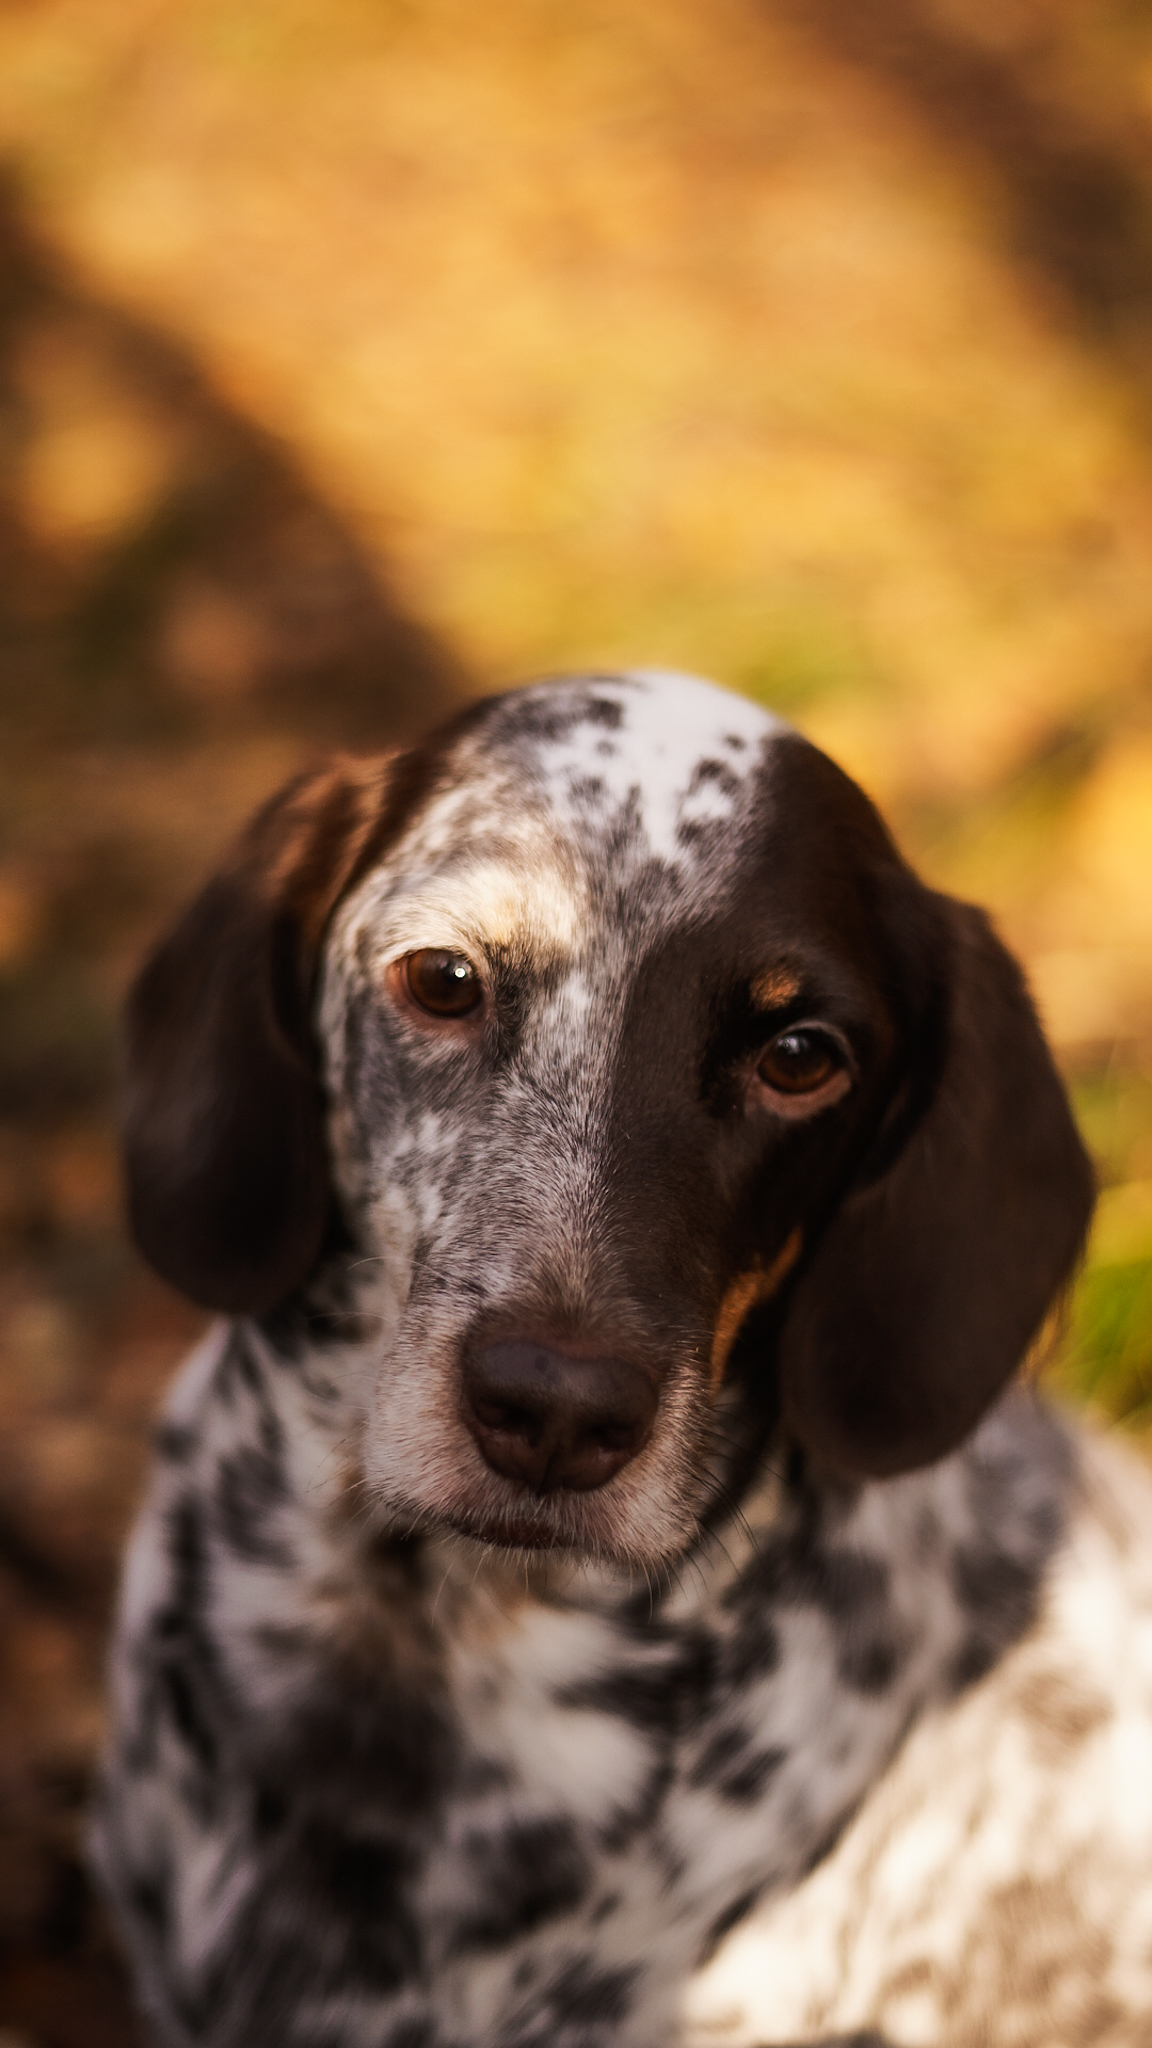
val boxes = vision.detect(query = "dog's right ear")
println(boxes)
[123,757,395,1315]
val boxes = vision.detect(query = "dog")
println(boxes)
[92,670,1152,2047]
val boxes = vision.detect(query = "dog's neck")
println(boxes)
[124,1307,1078,2029]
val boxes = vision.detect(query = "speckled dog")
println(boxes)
[94,672,1152,2048]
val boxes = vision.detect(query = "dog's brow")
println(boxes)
[401,853,586,954]
[338,838,589,967]
[750,967,803,1010]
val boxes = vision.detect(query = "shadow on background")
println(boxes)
[0,175,466,2046]
[780,0,1152,352]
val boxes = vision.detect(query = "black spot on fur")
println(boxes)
[212,1326,265,1404]
[742,1532,906,1697]
[948,1405,1074,1691]
[584,694,626,731]
[384,2023,439,2048]
[155,1421,196,1462]
[804,1546,907,1695]
[810,1546,890,1622]
[128,1867,171,1939]
[145,1495,232,1791]
[277,1821,423,1995]
[675,812,731,853]
[161,1661,217,1775]
[719,1745,787,1804]
[950,1544,1042,1690]
[486,682,624,751]
[506,1956,637,2042]
[275,1665,453,1823]
[691,1726,786,1805]
[723,1609,782,1687]
[589,1890,622,1925]
[558,1657,685,1734]
[457,1753,513,1798]
[448,1817,590,1954]
[215,1443,293,1565]
[688,756,741,800]
[253,1781,288,1836]
[839,1634,904,1695]
[952,1544,1036,1634]
[165,1494,207,1617]
[689,1722,752,1789]
[323,1831,410,1918]
[597,1754,673,1853]
[549,1957,637,2025]
[568,775,607,807]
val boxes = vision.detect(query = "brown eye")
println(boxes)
[757,1026,844,1097]
[403,950,483,1018]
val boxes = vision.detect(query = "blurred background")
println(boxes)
[2,0,1152,2039]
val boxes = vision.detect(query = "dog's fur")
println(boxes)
[93,671,1152,2046]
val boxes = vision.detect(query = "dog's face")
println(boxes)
[124,673,1094,1568]
[320,675,908,1561]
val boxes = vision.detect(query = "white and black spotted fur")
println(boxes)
[93,672,1152,2046]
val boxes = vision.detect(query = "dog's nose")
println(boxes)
[462,1339,659,1494]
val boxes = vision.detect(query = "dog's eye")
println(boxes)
[757,1027,845,1097]
[404,950,483,1017]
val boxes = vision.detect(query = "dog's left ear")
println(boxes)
[778,893,1095,1478]
[123,757,394,1315]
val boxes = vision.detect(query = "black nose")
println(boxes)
[462,1339,659,1494]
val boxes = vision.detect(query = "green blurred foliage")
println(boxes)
[1064,1255,1152,1430]
[1053,1066,1152,1432]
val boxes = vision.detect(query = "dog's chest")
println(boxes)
[419,1526,950,1950]
[100,1326,1071,2046]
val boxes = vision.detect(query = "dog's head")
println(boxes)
[124,672,1093,1566]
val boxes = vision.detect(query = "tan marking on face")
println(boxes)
[445,857,584,949]
[380,853,586,962]
[709,1228,803,1389]
[751,965,802,1010]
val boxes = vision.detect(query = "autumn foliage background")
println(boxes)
[2,2,1152,2041]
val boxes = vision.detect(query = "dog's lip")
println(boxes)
[441,1495,600,1553]
[470,1515,563,1551]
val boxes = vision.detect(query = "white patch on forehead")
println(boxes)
[334,845,587,971]
[532,670,786,866]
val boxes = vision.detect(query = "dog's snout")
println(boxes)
[462,1339,658,1494]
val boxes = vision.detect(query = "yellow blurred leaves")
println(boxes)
[1065,737,1152,945]
[0,0,1147,778]
[1092,1178,1152,1267]
[1025,737,1152,1044]
[15,319,188,548]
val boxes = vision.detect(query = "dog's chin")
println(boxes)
[407,1481,700,1572]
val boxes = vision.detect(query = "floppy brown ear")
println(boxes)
[123,757,395,1315]
[778,898,1095,1478]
